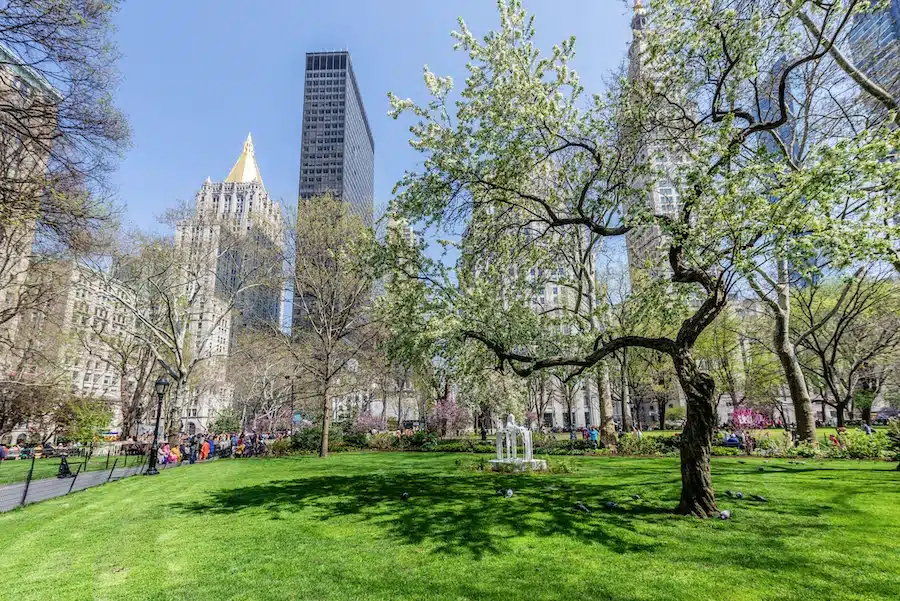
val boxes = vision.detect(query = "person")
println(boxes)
[207,436,215,459]
[189,436,199,464]
[589,426,599,448]
[862,422,873,435]
[200,438,210,461]
[790,424,798,447]
[0,443,7,461]
[157,443,167,466]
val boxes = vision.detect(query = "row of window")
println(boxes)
[306,54,347,70]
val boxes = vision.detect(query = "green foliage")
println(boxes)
[57,398,112,445]
[665,406,686,425]
[616,435,665,456]
[291,426,344,453]
[828,430,890,460]
[269,438,294,457]
[368,432,398,450]
[887,419,900,462]
[710,446,741,456]
[210,408,241,434]
[789,443,822,459]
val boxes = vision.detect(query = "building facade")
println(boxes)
[294,50,375,330]
[0,42,62,368]
[849,0,900,104]
[3,262,138,444]
[174,134,284,434]
[297,50,374,224]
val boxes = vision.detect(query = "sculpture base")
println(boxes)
[489,459,548,473]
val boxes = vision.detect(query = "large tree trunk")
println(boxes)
[596,363,617,450]
[835,398,849,428]
[773,314,817,443]
[658,397,667,430]
[772,259,817,443]
[319,386,331,458]
[621,351,633,431]
[673,350,718,518]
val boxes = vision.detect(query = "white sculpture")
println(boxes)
[490,413,546,472]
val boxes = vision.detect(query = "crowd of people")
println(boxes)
[151,432,278,466]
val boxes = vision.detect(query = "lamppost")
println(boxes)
[145,376,170,476]
[285,375,297,435]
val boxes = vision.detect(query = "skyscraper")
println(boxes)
[294,51,375,331]
[849,0,900,104]
[174,134,284,433]
[298,51,374,226]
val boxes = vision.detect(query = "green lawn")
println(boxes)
[1,453,898,601]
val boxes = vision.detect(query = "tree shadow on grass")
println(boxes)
[170,471,677,558]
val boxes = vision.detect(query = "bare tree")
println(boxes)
[284,195,377,457]
[794,267,900,426]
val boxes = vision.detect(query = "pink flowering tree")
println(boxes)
[427,397,470,437]
[351,412,385,435]
[730,408,769,434]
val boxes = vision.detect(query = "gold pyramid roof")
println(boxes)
[224,133,264,185]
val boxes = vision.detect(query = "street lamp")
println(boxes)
[285,375,297,435]
[145,375,170,476]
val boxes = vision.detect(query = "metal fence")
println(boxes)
[0,444,242,513]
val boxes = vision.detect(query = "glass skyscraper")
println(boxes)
[294,51,374,332]
[298,51,374,226]
[849,0,900,103]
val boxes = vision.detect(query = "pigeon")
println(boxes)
[605,501,618,509]
[573,502,591,513]
[631,494,641,500]
[719,510,732,520]
[751,494,768,503]
[738,460,747,464]
[505,488,514,498]
[725,489,734,497]
[401,492,409,501]
[734,492,744,499]
[496,489,504,496]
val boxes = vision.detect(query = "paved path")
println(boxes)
[0,456,222,512]
[0,462,150,512]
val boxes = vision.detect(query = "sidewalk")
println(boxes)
[0,455,223,512]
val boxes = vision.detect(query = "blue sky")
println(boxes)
[110,0,633,234]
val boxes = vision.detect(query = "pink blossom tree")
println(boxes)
[427,397,470,437]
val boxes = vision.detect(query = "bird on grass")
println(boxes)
[751,494,768,503]
[401,492,409,501]
[573,502,590,513]
[605,501,618,509]
[719,510,732,520]
[505,488,513,498]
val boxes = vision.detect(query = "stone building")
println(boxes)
[173,134,284,434]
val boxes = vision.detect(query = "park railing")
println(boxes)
[0,447,152,512]
[0,443,241,513]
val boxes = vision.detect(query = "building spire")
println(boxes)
[224,133,264,185]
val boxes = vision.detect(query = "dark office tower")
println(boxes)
[298,51,374,226]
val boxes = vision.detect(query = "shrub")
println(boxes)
[832,429,889,459]
[291,426,345,453]
[711,445,741,456]
[395,430,439,451]
[617,434,662,456]
[887,419,900,463]
[342,432,368,449]
[368,432,396,450]
[269,438,294,456]
[788,442,822,458]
